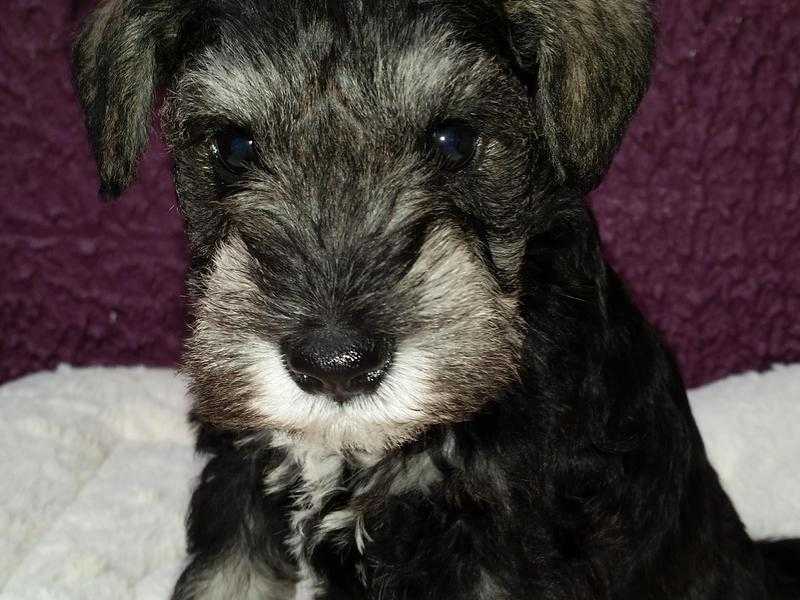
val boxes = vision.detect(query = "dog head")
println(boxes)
[74,0,653,452]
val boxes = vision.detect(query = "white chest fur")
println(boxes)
[267,435,352,599]
[267,433,445,598]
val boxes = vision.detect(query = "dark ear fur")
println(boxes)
[72,0,187,198]
[504,0,654,193]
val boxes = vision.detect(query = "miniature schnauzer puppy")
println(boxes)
[73,0,799,598]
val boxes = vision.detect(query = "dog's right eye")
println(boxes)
[429,121,478,169]
[212,127,256,178]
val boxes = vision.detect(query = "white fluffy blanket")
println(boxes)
[1,364,799,599]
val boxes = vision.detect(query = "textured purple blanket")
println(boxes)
[1,1,798,386]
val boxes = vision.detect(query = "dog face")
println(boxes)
[73,0,653,452]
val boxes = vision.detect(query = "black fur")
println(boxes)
[72,1,800,598]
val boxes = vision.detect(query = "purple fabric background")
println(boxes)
[1,1,798,387]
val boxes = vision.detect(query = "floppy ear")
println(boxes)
[503,0,654,193]
[72,0,186,198]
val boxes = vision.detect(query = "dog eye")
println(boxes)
[429,121,478,168]
[212,127,256,176]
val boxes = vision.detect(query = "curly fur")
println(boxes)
[72,0,800,598]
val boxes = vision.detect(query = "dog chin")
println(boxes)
[245,339,436,453]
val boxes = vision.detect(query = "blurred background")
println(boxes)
[1,0,798,388]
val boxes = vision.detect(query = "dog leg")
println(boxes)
[172,552,295,600]
[172,427,298,600]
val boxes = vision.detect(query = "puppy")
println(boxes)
[72,1,800,598]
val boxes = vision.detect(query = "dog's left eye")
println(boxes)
[212,127,256,177]
[429,121,478,168]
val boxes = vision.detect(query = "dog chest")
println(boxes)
[265,435,446,597]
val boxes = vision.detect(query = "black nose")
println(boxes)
[282,329,394,400]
